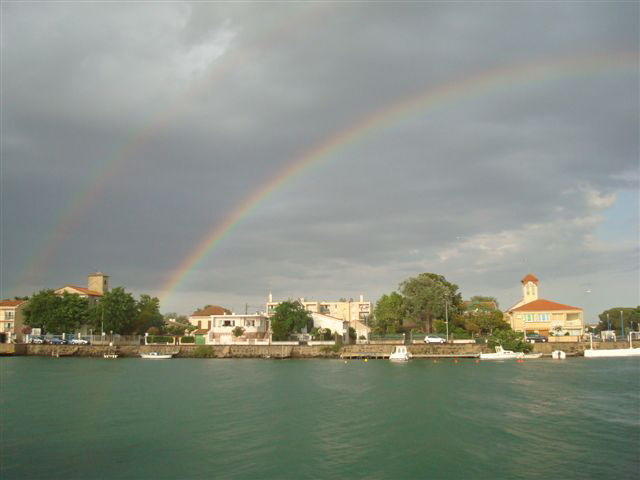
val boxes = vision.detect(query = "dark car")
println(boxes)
[48,337,66,345]
[526,334,548,343]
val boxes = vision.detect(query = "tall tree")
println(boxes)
[596,307,640,332]
[91,287,138,334]
[134,295,164,334]
[270,300,313,341]
[23,289,62,333]
[400,273,462,333]
[372,292,405,333]
[56,292,90,333]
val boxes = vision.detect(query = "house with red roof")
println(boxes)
[505,274,584,337]
[55,272,109,306]
[0,300,28,343]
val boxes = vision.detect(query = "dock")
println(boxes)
[341,352,480,360]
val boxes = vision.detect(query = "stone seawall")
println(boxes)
[7,341,633,358]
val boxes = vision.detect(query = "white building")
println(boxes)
[204,314,270,344]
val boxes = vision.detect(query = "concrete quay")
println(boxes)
[0,341,633,358]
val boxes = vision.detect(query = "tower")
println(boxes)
[88,272,109,294]
[521,273,539,304]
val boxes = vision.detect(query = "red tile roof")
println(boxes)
[521,274,539,284]
[60,286,103,296]
[191,305,231,316]
[511,299,582,312]
[0,300,26,307]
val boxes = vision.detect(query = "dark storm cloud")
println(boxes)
[1,2,638,319]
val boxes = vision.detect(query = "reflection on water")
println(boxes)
[1,357,638,479]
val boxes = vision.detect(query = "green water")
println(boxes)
[1,357,638,479]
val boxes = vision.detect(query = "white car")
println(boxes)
[424,335,446,344]
[69,338,89,345]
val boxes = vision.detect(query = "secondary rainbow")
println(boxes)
[157,51,638,302]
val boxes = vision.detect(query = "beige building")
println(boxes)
[0,300,28,343]
[189,305,232,330]
[266,294,371,339]
[505,274,584,337]
[55,272,109,305]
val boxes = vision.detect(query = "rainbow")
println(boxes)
[17,3,330,290]
[157,51,638,302]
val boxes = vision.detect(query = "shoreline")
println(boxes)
[1,341,633,358]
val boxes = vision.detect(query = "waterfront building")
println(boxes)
[54,272,109,306]
[204,314,270,344]
[0,300,27,343]
[188,305,232,330]
[504,274,584,337]
[265,293,371,339]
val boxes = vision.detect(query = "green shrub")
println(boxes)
[320,344,342,353]
[193,345,214,358]
[148,335,173,344]
[181,336,195,344]
[232,326,245,337]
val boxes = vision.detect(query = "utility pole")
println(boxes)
[445,297,449,343]
[620,310,624,338]
[245,303,248,315]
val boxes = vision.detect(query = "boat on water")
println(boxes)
[104,353,118,359]
[480,345,525,360]
[584,334,640,358]
[389,346,411,362]
[140,352,173,359]
[523,353,543,359]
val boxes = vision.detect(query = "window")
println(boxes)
[5,311,15,320]
[223,320,233,327]
[6,323,12,330]
[245,319,255,327]
[524,314,534,322]
[538,313,549,322]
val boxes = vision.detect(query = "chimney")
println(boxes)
[359,294,364,302]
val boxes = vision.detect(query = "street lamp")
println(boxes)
[620,310,624,338]
[444,296,449,343]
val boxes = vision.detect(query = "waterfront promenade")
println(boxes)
[1,341,633,358]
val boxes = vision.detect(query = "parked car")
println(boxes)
[424,335,446,344]
[30,336,45,344]
[526,334,548,343]
[48,337,66,345]
[69,338,89,345]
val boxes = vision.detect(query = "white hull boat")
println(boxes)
[584,334,640,358]
[389,346,411,362]
[584,348,640,358]
[140,352,173,359]
[104,354,118,359]
[523,353,543,359]
[480,346,524,360]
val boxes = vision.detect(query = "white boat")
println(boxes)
[389,346,411,362]
[104,353,118,359]
[480,345,524,360]
[140,352,173,359]
[551,350,566,360]
[583,334,640,358]
[523,353,543,359]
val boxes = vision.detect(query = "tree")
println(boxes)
[400,273,462,333]
[23,290,62,333]
[90,287,138,334]
[23,290,90,334]
[488,328,532,353]
[596,307,640,332]
[232,326,245,337]
[134,295,164,334]
[56,292,90,333]
[270,300,313,341]
[372,292,405,333]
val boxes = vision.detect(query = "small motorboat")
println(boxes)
[104,353,118,359]
[480,345,524,360]
[140,352,173,359]
[551,350,566,360]
[389,346,411,362]
[523,353,543,359]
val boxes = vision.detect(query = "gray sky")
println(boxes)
[2,2,638,321]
